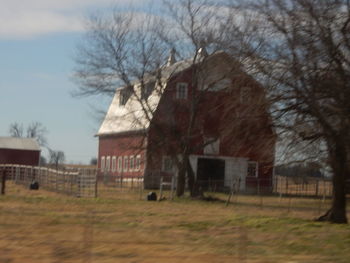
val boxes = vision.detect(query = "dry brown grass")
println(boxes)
[0,182,349,263]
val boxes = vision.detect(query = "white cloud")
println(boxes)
[0,0,143,39]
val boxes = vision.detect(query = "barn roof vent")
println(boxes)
[197,47,208,58]
[167,48,176,66]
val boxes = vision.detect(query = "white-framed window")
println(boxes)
[117,156,123,173]
[176,82,188,99]
[162,156,173,172]
[204,137,220,155]
[240,86,251,103]
[129,155,135,172]
[101,156,105,171]
[135,155,141,171]
[106,156,111,172]
[247,161,258,177]
[112,156,117,172]
[119,91,128,106]
[123,156,129,172]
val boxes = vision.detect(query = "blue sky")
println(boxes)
[0,0,151,164]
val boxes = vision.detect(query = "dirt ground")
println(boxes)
[0,183,349,263]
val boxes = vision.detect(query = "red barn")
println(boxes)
[0,137,41,166]
[97,51,276,193]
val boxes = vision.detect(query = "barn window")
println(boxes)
[106,156,111,172]
[117,156,122,173]
[176,83,188,99]
[129,156,135,171]
[112,156,117,172]
[123,156,129,172]
[135,155,141,171]
[119,87,132,106]
[101,156,105,171]
[247,161,258,177]
[162,156,173,172]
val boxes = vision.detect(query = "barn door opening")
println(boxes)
[196,158,225,191]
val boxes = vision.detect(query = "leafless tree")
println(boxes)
[26,122,48,147]
[90,157,98,166]
[9,122,24,137]
[224,0,350,223]
[49,150,65,170]
[9,121,48,147]
[73,0,275,197]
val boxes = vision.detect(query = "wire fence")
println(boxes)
[0,164,334,200]
[95,172,334,200]
[0,164,97,198]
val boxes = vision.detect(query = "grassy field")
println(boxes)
[0,183,349,263]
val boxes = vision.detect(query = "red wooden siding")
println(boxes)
[98,133,146,177]
[0,149,40,166]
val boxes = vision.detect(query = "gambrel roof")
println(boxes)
[96,51,237,136]
[97,87,162,136]
[97,56,194,136]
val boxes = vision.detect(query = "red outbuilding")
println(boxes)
[96,50,276,193]
[0,137,41,166]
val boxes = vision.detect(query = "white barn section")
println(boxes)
[189,155,248,191]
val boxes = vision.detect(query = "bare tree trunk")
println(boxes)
[317,144,348,224]
[187,158,202,197]
[176,160,186,197]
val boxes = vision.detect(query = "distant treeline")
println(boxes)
[275,163,324,178]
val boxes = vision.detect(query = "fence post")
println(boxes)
[1,169,6,195]
[170,176,175,201]
[139,177,143,200]
[94,170,98,198]
[159,176,164,201]
[13,166,16,183]
[77,170,81,198]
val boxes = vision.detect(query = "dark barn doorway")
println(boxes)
[197,158,225,191]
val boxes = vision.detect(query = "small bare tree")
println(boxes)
[9,121,48,147]
[26,122,48,147]
[9,122,24,137]
[49,150,65,170]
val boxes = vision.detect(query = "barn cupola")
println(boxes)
[166,48,176,66]
[198,47,208,58]
[196,45,208,63]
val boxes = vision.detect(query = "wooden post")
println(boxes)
[94,171,98,198]
[159,176,164,201]
[170,175,175,201]
[13,166,16,183]
[139,177,144,200]
[225,179,235,207]
[1,169,6,195]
